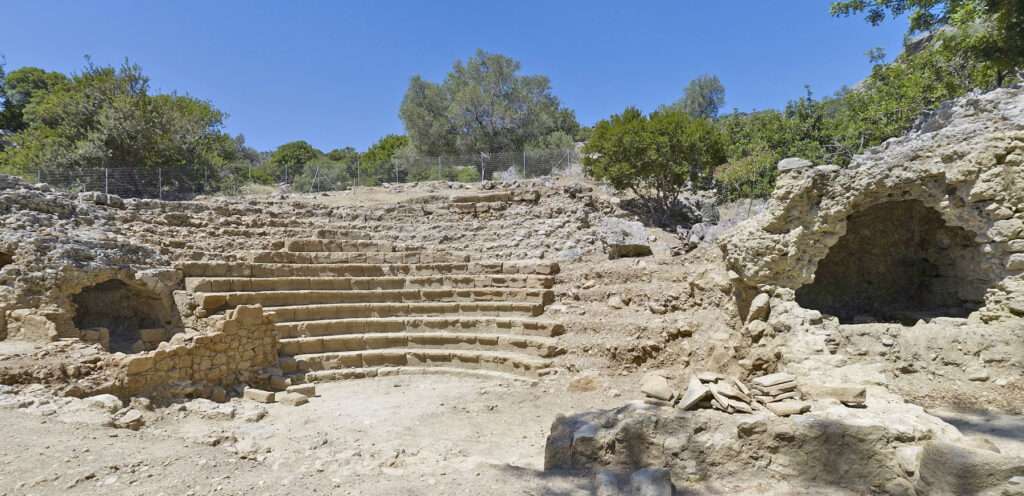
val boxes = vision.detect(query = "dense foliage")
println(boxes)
[0,61,250,182]
[399,50,580,155]
[583,107,726,221]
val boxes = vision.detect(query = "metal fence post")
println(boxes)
[104,168,109,195]
[523,150,527,178]
[479,153,484,183]
[158,168,163,201]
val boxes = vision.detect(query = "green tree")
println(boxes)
[399,49,579,155]
[583,108,727,221]
[0,60,233,180]
[359,134,409,185]
[663,74,726,118]
[269,140,321,181]
[831,0,1024,86]
[0,66,69,135]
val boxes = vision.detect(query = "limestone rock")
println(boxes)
[286,384,316,397]
[243,388,275,404]
[746,293,770,323]
[599,218,652,259]
[677,375,710,410]
[765,400,810,417]
[777,157,813,172]
[640,373,674,401]
[801,384,866,407]
[84,394,123,413]
[276,391,309,406]
[112,408,145,430]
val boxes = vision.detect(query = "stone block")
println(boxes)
[765,400,810,417]
[286,384,316,397]
[85,394,124,413]
[276,391,309,406]
[629,468,672,496]
[243,388,275,403]
[640,373,674,401]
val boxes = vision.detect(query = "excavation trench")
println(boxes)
[796,200,987,324]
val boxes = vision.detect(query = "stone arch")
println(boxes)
[71,279,175,353]
[795,199,994,324]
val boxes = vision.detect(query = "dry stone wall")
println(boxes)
[119,305,277,396]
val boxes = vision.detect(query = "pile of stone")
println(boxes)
[750,372,811,417]
[678,372,754,414]
[641,370,817,417]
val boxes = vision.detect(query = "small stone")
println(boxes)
[210,386,228,403]
[967,367,990,382]
[751,372,796,388]
[243,388,275,403]
[269,375,290,391]
[747,293,770,322]
[607,295,625,309]
[777,157,813,171]
[84,394,123,413]
[113,409,145,430]
[678,376,711,410]
[640,373,674,401]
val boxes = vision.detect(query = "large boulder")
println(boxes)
[599,218,652,259]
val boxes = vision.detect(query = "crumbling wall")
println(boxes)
[119,304,278,396]
[720,87,1024,323]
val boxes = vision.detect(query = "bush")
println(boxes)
[453,166,480,183]
[583,107,726,222]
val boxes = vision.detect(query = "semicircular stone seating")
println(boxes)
[177,232,565,384]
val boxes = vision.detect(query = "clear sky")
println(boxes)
[1,1,908,153]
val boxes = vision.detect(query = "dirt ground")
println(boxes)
[0,374,634,496]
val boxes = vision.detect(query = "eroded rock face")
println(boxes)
[545,398,1024,495]
[720,87,1024,323]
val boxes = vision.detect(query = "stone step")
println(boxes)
[184,274,554,292]
[298,366,538,385]
[248,250,470,264]
[265,302,544,323]
[176,261,559,278]
[275,316,564,339]
[284,239,421,253]
[279,332,563,357]
[292,348,553,377]
[195,288,555,312]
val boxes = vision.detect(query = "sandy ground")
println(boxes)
[0,374,630,496]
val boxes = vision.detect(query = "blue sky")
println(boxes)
[1,1,908,152]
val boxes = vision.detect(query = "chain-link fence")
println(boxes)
[35,148,582,200]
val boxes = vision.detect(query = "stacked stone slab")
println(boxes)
[178,232,564,384]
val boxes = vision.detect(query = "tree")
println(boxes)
[0,60,233,179]
[0,66,69,135]
[269,140,320,181]
[831,0,1024,86]
[583,108,726,222]
[359,134,409,185]
[399,49,579,155]
[664,74,726,118]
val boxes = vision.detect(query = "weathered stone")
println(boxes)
[276,391,308,406]
[765,400,810,417]
[751,373,796,388]
[640,373,674,401]
[678,376,711,410]
[84,394,123,413]
[599,218,652,259]
[746,293,771,322]
[113,409,145,430]
[286,384,316,397]
[777,157,813,172]
[243,388,275,403]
